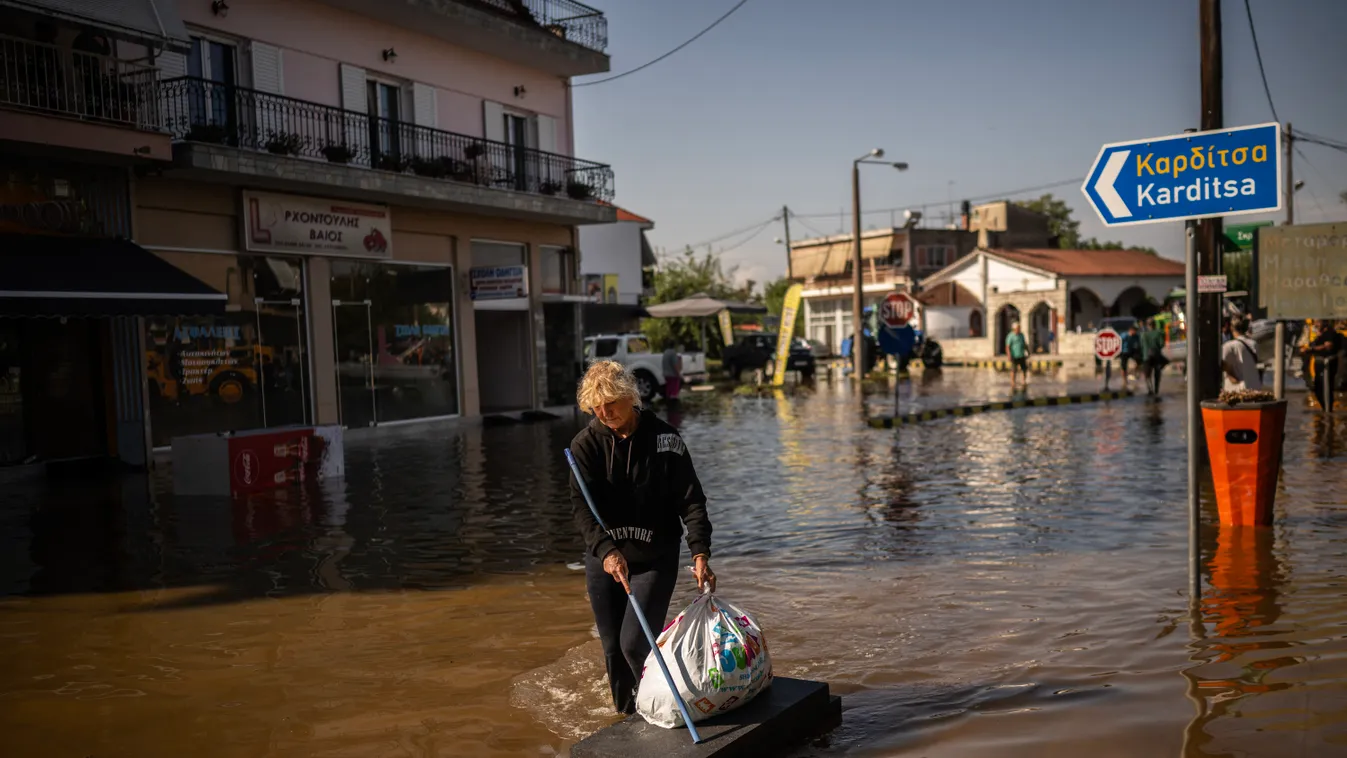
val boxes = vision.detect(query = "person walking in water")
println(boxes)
[1120,325,1141,385]
[1006,322,1029,388]
[1221,318,1264,391]
[1140,318,1168,396]
[661,344,683,403]
[568,360,714,715]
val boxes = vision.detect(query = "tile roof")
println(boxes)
[990,248,1185,277]
[616,207,653,224]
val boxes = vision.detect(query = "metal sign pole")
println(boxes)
[1185,223,1201,606]
[1104,360,1112,392]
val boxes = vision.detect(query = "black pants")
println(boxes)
[1145,357,1164,394]
[585,551,679,715]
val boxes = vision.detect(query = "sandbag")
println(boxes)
[635,592,773,728]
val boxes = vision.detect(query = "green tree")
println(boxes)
[1078,238,1160,255]
[1014,193,1080,248]
[1340,189,1347,205]
[639,248,738,357]
[762,277,803,336]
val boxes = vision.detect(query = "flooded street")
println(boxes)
[2,368,1346,757]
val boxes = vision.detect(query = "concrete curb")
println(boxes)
[942,359,1065,370]
[867,389,1136,428]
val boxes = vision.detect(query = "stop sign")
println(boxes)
[880,291,914,328]
[1094,328,1123,361]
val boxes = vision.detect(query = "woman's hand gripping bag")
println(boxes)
[635,592,773,728]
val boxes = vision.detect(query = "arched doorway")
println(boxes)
[969,309,984,338]
[1028,302,1053,353]
[994,304,1020,355]
[1071,288,1105,331]
[1113,286,1149,319]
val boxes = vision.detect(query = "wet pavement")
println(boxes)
[1,367,1345,757]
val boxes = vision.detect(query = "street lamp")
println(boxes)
[852,149,908,378]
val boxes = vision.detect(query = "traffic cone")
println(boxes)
[1201,399,1287,527]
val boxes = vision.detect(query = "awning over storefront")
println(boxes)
[0,0,191,52]
[0,233,226,316]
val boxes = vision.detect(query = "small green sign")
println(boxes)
[1224,221,1273,251]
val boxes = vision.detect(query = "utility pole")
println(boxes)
[851,167,864,378]
[1274,123,1293,398]
[781,205,794,281]
[1196,0,1224,402]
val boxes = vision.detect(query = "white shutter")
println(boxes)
[157,49,186,80]
[412,83,437,127]
[411,83,438,159]
[482,100,505,142]
[533,114,558,187]
[481,101,508,187]
[250,41,284,94]
[339,64,368,165]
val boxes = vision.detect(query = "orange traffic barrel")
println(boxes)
[1201,399,1287,527]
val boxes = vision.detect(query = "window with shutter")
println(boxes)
[249,41,283,94]
[337,64,367,163]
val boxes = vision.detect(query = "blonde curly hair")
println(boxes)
[577,360,642,414]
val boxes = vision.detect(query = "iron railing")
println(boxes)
[0,33,159,129]
[469,0,608,53]
[158,77,613,203]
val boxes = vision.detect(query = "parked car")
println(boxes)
[721,333,816,381]
[583,333,708,402]
[805,338,831,359]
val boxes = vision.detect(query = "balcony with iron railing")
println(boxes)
[801,261,911,289]
[0,32,159,129]
[470,0,608,54]
[158,76,614,206]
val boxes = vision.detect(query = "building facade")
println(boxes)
[577,205,655,334]
[0,0,615,471]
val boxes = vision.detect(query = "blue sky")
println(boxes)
[571,0,1347,287]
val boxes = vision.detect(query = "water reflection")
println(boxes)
[1183,527,1296,756]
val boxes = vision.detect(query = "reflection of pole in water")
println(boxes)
[1181,526,1293,754]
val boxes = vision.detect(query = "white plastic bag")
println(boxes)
[635,592,773,728]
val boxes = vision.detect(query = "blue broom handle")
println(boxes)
[564,449,704,744]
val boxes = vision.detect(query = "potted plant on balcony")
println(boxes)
[463,141,486,161]
[185,123,233,145]
[265,131,306,156]
[446,158,476,184]
[321,143,354,164]
[376,153,410,173]
[1200,388,1288,527]
[539,179,563,196]
[410,156,450,179]
[565,179,594,201]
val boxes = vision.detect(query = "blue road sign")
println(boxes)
[878,325,915,357]
[1081,122,1281,227]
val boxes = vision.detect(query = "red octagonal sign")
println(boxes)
[880,291,915,329]
[1094,327,1123,361]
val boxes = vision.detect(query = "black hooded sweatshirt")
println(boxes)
[568,409,712,565]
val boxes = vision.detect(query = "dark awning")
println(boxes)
[0,0,192,52]
[0,233,226,317]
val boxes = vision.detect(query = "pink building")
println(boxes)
[0,0,615,473]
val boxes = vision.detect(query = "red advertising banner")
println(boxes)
[226,429,327,496]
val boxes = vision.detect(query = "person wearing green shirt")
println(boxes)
[1139,318,1169,396]
[1005,322,1029,388]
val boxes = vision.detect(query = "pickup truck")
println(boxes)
[583,333,708,402]
[721,333,816,382]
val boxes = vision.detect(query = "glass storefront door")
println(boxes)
[330,261,458,427]
[332,298,375,429]
[145,252,311,448]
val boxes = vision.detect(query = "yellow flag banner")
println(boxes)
[771,283,804,387]
[717,309,734,347]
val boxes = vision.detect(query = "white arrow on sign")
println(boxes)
[1093,149,1131,219]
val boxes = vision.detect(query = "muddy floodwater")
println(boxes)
[2,368,1345,757]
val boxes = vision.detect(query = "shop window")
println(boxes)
[540,246,574,294]
[144,252,310,448]
[0,320,26,465]
[329,260,457,427]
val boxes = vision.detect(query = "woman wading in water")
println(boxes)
[568,360,715,714]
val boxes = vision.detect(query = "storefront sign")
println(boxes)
[470,266,529,301]
[243,191,392,258]
[394,323,451,337]
[1257,222,1347,319]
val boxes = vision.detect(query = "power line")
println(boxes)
[1243,0,1279,123]
[1292,145,1329,221]
[571,0,751,88]
[1296,130,1347,150]
[662,213,781,256]
[713,218,776,256]
[791,176,1085,220]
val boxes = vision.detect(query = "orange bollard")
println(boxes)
[1200,399,1287,527]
